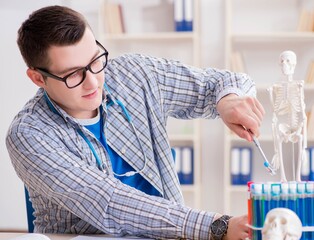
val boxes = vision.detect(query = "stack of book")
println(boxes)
[305,61,314,84]
[307,105,314,140]
[297,9,314,32]
[103,2,125,34]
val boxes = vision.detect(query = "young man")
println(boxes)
[6,5,264,240]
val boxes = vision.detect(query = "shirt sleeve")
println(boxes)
[6,122,215,239]
[111,54,256,120]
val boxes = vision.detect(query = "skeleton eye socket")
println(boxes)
[268,216,276,222]
[281,218,287,225]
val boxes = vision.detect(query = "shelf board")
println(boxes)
[181,184,199,192]
[101,32,196,41]
[255,84,314,91]
[227,185,247,193]
[229,133,314,143]
[229,134,273,142]
[168,134,195,142]
[231,32,314,43]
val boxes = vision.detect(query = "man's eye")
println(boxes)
[68,71,81,79]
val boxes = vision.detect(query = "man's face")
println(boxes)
[43,28,105,119]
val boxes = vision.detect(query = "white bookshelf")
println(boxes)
[96,0,202,209]
[224,0,314,216]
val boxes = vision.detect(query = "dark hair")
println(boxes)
[17,5,91,68]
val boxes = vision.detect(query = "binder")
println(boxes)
[301,148,310,181]
[231,147,241,185]
[241,147,252,184]
[231,147,252,185]
[181,147,194,184]
[311,147,314,181]
[173,147,182,182]
[183,0,193,31]
[174,0,184,31]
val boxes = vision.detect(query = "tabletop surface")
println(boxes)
[0,233,76,240]
[0,233,152,240]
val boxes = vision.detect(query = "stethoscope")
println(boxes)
[44,83,148,177]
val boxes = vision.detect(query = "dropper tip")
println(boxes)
[267,167,276,176]
[263,161,276,176]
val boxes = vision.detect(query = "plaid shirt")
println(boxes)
[6,54,256,239]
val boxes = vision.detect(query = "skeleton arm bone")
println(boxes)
[271,117,280,171]
[268,86,277,156]
[298,82,307,181]
[299,82,307,149]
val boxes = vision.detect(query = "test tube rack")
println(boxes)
[247,181,314,240]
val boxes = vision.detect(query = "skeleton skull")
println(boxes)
[262,208,302,240]
[279,51,297,78]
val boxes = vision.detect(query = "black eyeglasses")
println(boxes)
[35,40,109,89]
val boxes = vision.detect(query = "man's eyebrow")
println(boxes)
[54,48,100,76]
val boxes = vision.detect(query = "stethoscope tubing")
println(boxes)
[44,83,147,177]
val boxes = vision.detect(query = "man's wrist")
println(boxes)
[213,213,223,221]
[210,215,232,240]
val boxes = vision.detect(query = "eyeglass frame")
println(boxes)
[34,40,109,89]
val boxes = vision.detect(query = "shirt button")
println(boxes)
[44,215,49,221]
[121,147,126,154]
[148,173,153,178]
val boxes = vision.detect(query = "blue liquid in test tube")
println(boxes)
[288,182,297,212]
[247,182,253,240]
[297,182,306,240]
[297,182,306,225]
[263,182,271,216]
[281,182,289,208]
[270,183,281,210]
[306,182,314,239]
[252,183,263,240]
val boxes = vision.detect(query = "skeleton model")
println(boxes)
[268,51,307,182]
[262,208,303,240]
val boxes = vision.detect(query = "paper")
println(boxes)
[8,234,50,240]
[71,236,151,240]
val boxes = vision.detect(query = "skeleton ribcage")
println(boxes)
[273,83,302,131]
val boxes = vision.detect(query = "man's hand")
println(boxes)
[217,94,265,142]
[224,215,249,240]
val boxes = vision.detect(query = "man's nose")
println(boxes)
[83,70,99,87]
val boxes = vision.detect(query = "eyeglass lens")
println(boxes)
[66,53,107,88]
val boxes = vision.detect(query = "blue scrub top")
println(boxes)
[84,115,160,197]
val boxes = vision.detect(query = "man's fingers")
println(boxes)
[228,123,253,142]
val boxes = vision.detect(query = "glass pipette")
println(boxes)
[248,130,276,176]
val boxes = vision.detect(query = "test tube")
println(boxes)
[288,182,297,212]
[270,183,281,210]
[247,182,253,239]
[262,182,271,216]
[281,182,289,208]
[251,183,263,240]
[306,182,314,239]
[297,182,306,240]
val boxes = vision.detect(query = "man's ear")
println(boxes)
[26,68,46,88]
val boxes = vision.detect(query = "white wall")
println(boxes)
[0,0,64,231]
[0,0,226,230]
